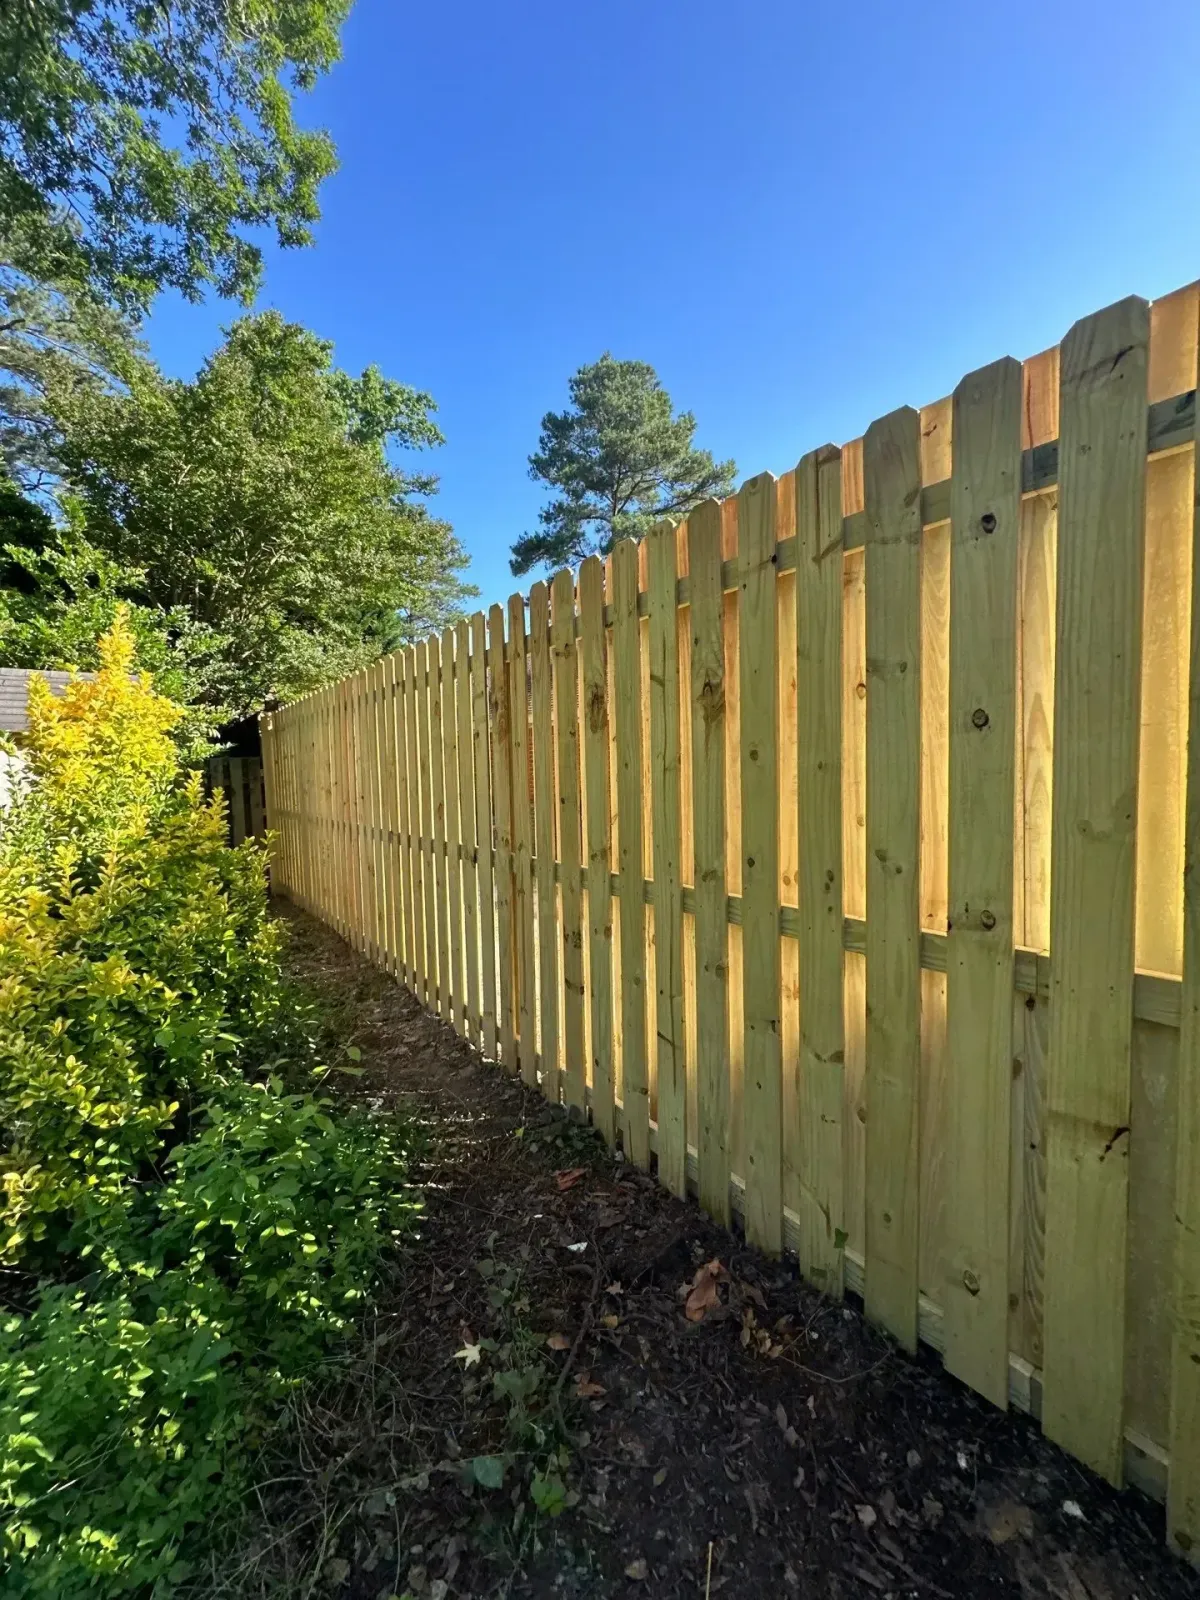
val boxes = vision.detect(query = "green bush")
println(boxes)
[0,617,420,1594]
[0,618,285,1262]
[1,1086,416,1595]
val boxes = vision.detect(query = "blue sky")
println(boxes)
[146,0,1200,613]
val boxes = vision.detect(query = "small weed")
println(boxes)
[457,1235,580,1558]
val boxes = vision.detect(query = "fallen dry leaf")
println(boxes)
[546,1331,571,1351]
[981,1498,1034,1544]
[555,1166,586,1191]
[856,1504,878,1529]
[684,1258,727,1322]
[625,1557,648,1580]
[575,1374,607,1398]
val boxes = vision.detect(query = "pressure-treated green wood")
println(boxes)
[529,582,560,1093]
[363,665,382,963]
[358,675,374,953]
[333,681,348,940]
[488,604,517,1071]
[369,666,385,962]
[403,648,427,1004]
[428,635,453,1023]
[943,357,1023,1407]
[381,663,398,970]
[420,644,441,1005]
[648,520,687,1198]
[551,570,586,1112]
[508,595,537,1083]
[441,628,466,1035]
[688,500,731,1225]
[1043,297,1149,1483]
[390,654,412,989]
[795,446,845,1292]
[455,620,480,1048]
[863,406,923,1353]
[359,675,375,948]
[339,679,357,941]
[349,673,368,952]
[578,555,615,1143]
[471,613,499,1059]
[738,472,783,1255]
[345,676,360,946]
[1170,324,1200,1561]
[366,668,383,961]
[613,537,649,1166]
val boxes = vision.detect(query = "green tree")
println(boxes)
[0,468,53,586]
[0,0,348,311]
[0,507,227,755]
[1,259,141,490]
[47,311,473,717]
[511,353,736,576]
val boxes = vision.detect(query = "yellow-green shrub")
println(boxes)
[0,614,283,1262]
[0,617,420,1594]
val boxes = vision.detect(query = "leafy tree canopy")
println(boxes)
[511,353,737,576]
[0,260,142,490]
[44,310,473,717]
[0,499,227,755]
[0,0,348,311]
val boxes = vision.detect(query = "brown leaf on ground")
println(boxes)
[683,1258,727,1322]
[575,1374,607,1398]
[546,1331,571,1351]
[980,1499,1034,1545]
[555,1166,587,1191]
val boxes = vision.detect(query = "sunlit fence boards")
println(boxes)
[262,281,1200,1563]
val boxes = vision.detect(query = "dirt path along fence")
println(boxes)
[260,282,1200,1567]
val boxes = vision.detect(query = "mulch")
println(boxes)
[254,904,1199,1600]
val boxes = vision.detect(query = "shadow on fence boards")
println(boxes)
[261,283,1200,1565]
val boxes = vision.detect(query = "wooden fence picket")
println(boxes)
[738,474,783,1255]
[579,556,615,1143]
[391,654,413,988]
[1170,321,1200,1555]
[414,642,436,1008]
[403,648,427,1004]
[529,582,560,1094]
[863,407,923,1352]
[1043,298,1150,1482]
[551,570,585,1113]
[648,521,687,1198]
[488,605,517,1070]
[455,619,480,1047]
[795,446,846,1291]
[471,613,499,1059]
[943,357,1023,1407]
[508,596,537,1081]
[429,636,454,1022]
[612,539,649,1166]
[441,628,466,1035]
[688,500,731,1225]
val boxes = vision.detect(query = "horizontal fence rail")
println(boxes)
[262,281,1200,1565]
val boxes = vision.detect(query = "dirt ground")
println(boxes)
[255,905,1200,1600]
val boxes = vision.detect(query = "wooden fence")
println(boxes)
[205,755,266,846]
[261,284,1200,1564]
